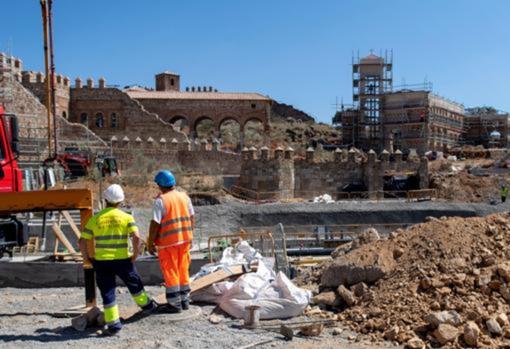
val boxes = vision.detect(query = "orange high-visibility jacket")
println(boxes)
[156,191,193,247]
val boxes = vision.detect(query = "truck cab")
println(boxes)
[0,106,22,193]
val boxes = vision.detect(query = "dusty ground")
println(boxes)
[429,158,510,203]
[0,287,398,349]
[309,212,510,347]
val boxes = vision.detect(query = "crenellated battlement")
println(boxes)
[0,52,23,81]
[236,146,429,200]
[21,71,71,88]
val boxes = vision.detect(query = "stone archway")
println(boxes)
[169,115,190,133]
[243,118,266,148]
[193,116,215,140]
[218,117,242,152]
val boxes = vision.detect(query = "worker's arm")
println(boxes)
[79,238,92,265]
[127,217,141,262]
[131,232,141,262]
[147,220,160,255]
[190,215,195,229]
[79,223,95,266]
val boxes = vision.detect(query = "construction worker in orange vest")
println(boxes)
[147,170,195,313]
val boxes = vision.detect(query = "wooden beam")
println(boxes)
[62,210,81,238]
[0,189,92,215]
[51,223,77,254]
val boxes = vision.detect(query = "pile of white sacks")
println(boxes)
[191,241,311,319]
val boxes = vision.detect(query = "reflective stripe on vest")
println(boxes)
[88,207,135,260]
[156,191,193,247]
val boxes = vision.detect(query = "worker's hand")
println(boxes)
[83,257,93,269]
[131,254,137,263]
[147,241,156,256]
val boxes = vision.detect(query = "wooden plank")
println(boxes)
[51,223,77,254]
[190,264,245,293]
[62,210,81,239]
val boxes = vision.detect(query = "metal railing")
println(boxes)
[229,185,436,202]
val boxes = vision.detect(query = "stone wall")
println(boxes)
[69,85,187,144]
[112,138,241,175]
[237,147,429,200]
[21,71,71,120]
[1,76,107,164]
[132,95,271,138]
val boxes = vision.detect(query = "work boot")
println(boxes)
[155,304,182,314]
[98,323,122,337]
[141,299,158,313]
[181,300,189,311]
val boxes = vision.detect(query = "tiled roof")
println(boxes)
[126,90,271,101]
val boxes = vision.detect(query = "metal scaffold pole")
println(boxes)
[40,0,53,158]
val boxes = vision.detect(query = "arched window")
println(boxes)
[62,111,67,119]
[111,113,118,128]
[95,113,104,128]
[80,113,88,125]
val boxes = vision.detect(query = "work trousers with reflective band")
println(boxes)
[93,258,152,329]
[157,242,191,309]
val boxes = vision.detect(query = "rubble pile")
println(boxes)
[313,213,510,347]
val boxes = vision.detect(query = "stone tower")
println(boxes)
[155,71,180,92]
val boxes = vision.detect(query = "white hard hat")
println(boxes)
[103,184,125,204]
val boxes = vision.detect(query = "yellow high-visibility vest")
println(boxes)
[81,207,138,260]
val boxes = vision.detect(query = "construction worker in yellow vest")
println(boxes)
[79,184,156,335]
[502,184,509,203]
[147,170,194,313]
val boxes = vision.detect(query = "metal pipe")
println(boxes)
[48,0,58,158]
[40,0,52,159]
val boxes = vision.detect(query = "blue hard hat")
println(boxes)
[154,170,176,187]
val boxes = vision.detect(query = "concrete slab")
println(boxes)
[0,257,208,288]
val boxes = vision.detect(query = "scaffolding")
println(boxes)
[351,49,393,150]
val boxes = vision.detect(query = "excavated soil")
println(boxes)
[312,213,510,348]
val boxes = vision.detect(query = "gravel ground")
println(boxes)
[0,287,399,349]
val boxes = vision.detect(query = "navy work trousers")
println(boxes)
[92,258,145,308]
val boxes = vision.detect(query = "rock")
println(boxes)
[351,282,368,298]
[359,228,380,245]
[331,242,353,258]
[481,254,496,267]
[208,314,222,324]
[419,278,431,290]
[430,301,441,311]
[425,310,463,328]
[332,327,343,335]
[337,285,356,306]
[393,247,405,259]
[304,306,322,316]
[500,285,510,302]
[389,231,398,240]
[496,313,509,327]
[463,321,480,347]
[497,263,510,282]
[384,326,399,341]
[425,216,439,222]
[486,318,503,336]
[312,291,338,307]
[299,323,324,337]
[433,324,459,345]
[321,248,396,287]
[406,337,425,349]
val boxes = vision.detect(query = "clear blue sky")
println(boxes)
[2,0,509,123]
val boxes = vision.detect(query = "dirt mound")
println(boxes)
[314,213,510,347]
